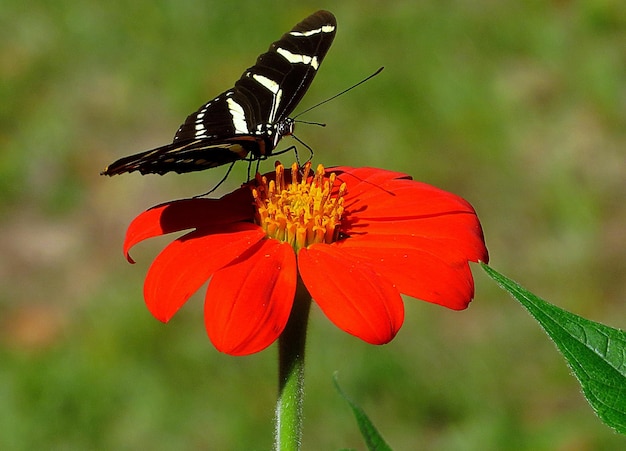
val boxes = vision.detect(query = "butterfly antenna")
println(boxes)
[293,66,384,119]
[294,119,326,127]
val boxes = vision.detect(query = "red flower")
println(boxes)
[124,163,488,355]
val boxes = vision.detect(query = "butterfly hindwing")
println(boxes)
[100,139,253,175]
[102,10,336,176]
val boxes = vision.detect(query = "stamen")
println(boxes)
[251,161,347,252]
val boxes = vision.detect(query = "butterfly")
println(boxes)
[101,10,337,176]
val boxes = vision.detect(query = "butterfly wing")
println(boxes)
[99,138,257,176]
[229,10,337,130]
[102,10,336,176]
[102,90,259,175]
[261,10,337,123]
[174,10,337,150]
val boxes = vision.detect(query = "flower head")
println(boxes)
[124,162,488,355]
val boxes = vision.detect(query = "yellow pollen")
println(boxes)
[252,162,346,252]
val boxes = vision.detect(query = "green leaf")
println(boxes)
[333,373,393,451]
[481,263,626,434]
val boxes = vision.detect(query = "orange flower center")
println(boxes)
[252,162,346,253]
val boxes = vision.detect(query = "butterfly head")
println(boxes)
[272,117,295,148]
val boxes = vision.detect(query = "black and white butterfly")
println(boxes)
[102,10,337,176]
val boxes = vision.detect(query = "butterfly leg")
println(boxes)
[288,135,315,167]
[271,142,311,168]
[193,161,238,198]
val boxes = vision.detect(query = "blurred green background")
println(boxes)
[2,0,625,449]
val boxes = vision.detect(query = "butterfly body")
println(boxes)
[102,10,336,176]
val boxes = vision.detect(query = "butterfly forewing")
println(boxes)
[102,10,336,176]
[173,92,241,143]
[265,10,337,120]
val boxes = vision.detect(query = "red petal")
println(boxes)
[144,223,264,322]
[330,169,486,263]
[345,214,488,264]
[344,179,478,221]
[298,244,404,344]
[319,167,486,311]
[336,238,476,310]
[205,239,297,356]
[124,188,253,263]
[329,166,412,187]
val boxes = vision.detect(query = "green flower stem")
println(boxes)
[274,276,311,451]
